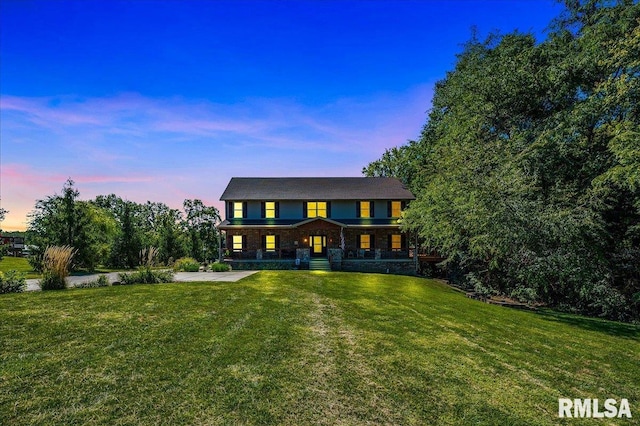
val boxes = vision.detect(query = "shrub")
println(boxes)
[76,274,111,289]
[40,274,67,290]
[209,262,230,272]
[0,270,27,294]
[173,257,201,272]
[40,246,75,291]
[118,269,174,285]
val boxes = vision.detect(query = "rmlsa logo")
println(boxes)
[559,398,632,419]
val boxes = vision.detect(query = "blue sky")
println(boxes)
[1,0,564,231]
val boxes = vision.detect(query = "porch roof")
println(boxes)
[218,217,402,229]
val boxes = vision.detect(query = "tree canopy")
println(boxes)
[364,0,640,321]
[27,180,221,271]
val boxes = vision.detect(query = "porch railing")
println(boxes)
[226,248,411,260]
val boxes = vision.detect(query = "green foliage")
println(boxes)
[182,199,221,262]
[365,0,640,321]
[27,180,118,271]
[118,269,174,285]
[29,187,222,271]
[209,262,230,272]
[75,274,111,289]
[40,273,67,290]
[0,270,26,294]
[173,257,201,272]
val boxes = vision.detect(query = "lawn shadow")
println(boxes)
[537,309,640,340]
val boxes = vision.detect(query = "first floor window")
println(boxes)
[232,235,245,252]
[264,235,277,251]
[390,234,402,250]
[359,234,372,250]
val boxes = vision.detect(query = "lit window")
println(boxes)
[233,202,245,218]
[232,235,244,252]
[307,201,327,218]
[265,202,276,218]
[265,235,276,251]
[360,201,371,218]
[360,234,371,250]
[391,201,402,218]
[391,234,402,250]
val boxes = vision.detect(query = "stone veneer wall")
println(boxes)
[227,257,416,275]
[340,259,416,275]
[228,259,309,270]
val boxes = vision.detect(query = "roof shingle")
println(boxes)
[220,177,415,201]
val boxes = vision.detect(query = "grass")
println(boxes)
[0,256,128,280]
[1,271,638,425]
[0,256,38,279]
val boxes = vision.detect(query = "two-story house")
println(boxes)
[219,177,416,273]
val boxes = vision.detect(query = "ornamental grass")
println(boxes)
[40,245,75,290]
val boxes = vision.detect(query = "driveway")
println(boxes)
[25,270,259,291]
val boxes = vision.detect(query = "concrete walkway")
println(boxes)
[25,270,259,292]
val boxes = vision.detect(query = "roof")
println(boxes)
[220,177,415,201]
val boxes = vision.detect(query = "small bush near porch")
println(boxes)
[1,272,638,424]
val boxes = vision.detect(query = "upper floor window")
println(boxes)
[231,201,246,219]
[389,201,403,218]
[307,201,327,218]
[357,201,374,218]
[262,201,279,218]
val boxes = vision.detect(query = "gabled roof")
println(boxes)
[220,177,415,201]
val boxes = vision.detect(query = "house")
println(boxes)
[219,177,417,273]
[0,235,26,257]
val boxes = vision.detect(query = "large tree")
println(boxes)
[365,0,640,321]
[182,199,221,262]
[27,180,118,271]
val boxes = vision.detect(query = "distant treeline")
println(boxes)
[364,1,640,321]
[26,179,221,271]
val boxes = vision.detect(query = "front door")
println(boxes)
[310,235,326,257]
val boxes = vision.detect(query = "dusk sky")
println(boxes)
[1,0,564,231]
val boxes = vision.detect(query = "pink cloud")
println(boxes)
[1,85,434,230]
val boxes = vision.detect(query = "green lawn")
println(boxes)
[0,256,127,279]
[1,272,638,425]
[0,256,38,278]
